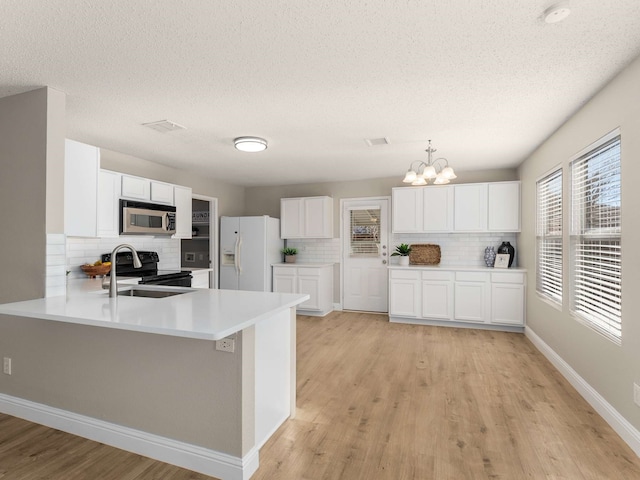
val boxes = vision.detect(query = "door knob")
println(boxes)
[382,252,387,256]
[382,260,387,264]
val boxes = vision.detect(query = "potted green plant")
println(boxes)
[281,247,298,263]
[391,243,412,266]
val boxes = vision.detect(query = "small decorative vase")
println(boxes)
[497,241,515,268]
[285,255,296,263]
[484,246,496,267]
[399,256,410,266]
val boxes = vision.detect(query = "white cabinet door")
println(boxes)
[304,197,333,238]
[389,270,420,317]
[488,182,520,232]
[121,175,150,200]
[298,275,321,310]
[64,139,100,237]
[454,282,488,322]
[150,181,174,205]
[422,280,453,320]
[281,198,303,238]
[423,186,453,232]
[454,184,488,231]
[173,185,192,239]
[491,284,524,325]
[97,170,121,238]
[392,187,423,232]
[191,270,210,289]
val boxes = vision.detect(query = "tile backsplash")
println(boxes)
[66,236,181,278]
[283,238,341,264]
[391,232,518,267]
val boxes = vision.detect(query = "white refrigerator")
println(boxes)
[220,216,283,292]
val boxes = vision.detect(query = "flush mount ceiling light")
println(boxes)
[402,140,457,186]
[234,136,268,152]
[543,3,571,24]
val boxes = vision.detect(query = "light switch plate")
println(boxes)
[634,383,640,407]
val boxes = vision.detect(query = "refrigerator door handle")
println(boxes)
[236,234,243,275]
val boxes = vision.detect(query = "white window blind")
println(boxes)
[570,133,621,343]
[349,207,380,257]
[536,168,563,304]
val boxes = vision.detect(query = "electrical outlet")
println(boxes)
[3,357,11,375]
[215,338,235,353]
[634,383,640,407]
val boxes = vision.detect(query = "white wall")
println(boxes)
[518,54,640,433]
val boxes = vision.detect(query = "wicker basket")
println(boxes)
[409,244,441,265]
[80,264,111,278]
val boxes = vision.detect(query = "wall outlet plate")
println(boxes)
[634,383,640,407]
[215,338,235,353]
[3,357,11,375]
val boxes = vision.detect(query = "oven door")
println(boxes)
[139,275,192,287]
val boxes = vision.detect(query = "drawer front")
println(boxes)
[297,267,321,277]
[390,269,420,280]
[422,270,454,281]
[273,267,296,276]
[455,271,489,282]
[491,272,525,284]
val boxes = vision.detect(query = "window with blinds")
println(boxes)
[570,132,622,343]
[349,207,380,257]
[536,168,563,304]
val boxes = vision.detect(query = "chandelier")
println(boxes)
[402,140,457,186]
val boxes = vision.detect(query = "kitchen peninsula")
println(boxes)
[0,286,309,480]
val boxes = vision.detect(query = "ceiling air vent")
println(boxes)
[365,137,390,146]
[142,120,186,133]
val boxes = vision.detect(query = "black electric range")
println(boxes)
[101,251,192,287]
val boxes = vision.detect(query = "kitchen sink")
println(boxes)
[117,288,187,298]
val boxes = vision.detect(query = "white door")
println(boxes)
[342,198,390,312]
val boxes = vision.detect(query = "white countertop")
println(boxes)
[388,264,527,272]
[0,284,308,341]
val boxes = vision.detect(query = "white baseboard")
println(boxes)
[525,326,640,458]
[0,393,259,480]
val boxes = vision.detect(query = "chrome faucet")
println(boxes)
[109,244,142,298]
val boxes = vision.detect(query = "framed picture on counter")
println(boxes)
[494,254,510,269]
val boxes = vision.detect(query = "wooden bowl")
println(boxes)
[80,264,111,278]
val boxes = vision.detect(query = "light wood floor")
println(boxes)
[2,311,640,479]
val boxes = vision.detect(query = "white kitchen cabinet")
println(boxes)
[392,187,423,232]
[121,174,151,201]
[173,185,192,239]
[421,271,454,320]
[423,186,454,232]
[97,170,121,237]
[280,196,333,239]
[454,271,490,323]
[388,269,421,317]
[151,181,174,205]
[454,184,488,231]
[64,139,100,237]
[191,270,211,289]
[392,186,453,233]
[488,181,521,232]
[272,264,333,316]
[490,272,525,325]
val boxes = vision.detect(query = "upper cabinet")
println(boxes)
[64,139,100,237]
[121,175,174,205]
[173,185,193,239]
[453,184,488,232]
[392,181,520,234]
[281,196,333,239]
[487,181,520,232]
[97,170,121,238]
[392,186,453,233]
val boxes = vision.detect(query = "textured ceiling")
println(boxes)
[1,0,640,186]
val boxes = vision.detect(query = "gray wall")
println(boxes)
[518,54,640,431]
[0,87,65,303]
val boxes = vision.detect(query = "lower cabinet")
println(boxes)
[191,270,211,289]
[388,267,525,331]
[273,264,333,316]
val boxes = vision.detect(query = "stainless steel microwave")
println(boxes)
[120,200,176,235]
